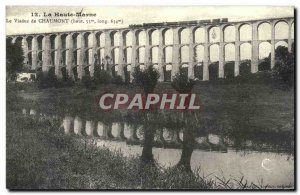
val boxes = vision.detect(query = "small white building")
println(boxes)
[16,73,36,82]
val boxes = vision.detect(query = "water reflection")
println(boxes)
[21,109,295,187]
[29,109,36,115]
[63,116,73,135]
[85,120,94,137]
[74,116,83,135]
[95,139,294,187]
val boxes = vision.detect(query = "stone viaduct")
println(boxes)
[7,17,294,82]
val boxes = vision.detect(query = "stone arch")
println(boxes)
[84,48,93,66]
[258,41,271,71]
[124,47,132,64]
[111,47,120,65]
[26,36,34,50]
[149,29,159,45]
[194,44,204,63]
[37,51,43,66]
[83,32,91,48]
[73,50,78,65]
[209,44,219,62]
[224,43,235,61]
[111,64,118,77]
[223,25,235,42]
[36,35,44,51]
[180,63,189,78]
[61,50,67,66]
[194,27,205,43]
[136,30,146,46]
[60,34,68,49]
[258,22,271,40]
[151,46,159,64]
[259,41,271,59]
[164,64,172,82]
[209,62,219,80]
[239,60,251,77]
[163,46,172,63]
[224,61,235,78]
[110,31,120,47]
[49,34,57,50]
[137,47,145,63]
[27,51,33,66]
[194,63,203,81]
[163,28,173,45]
[60,66,68,80]
[180,45,189,63]
[50,51,55,65]
[275,21,289,40]
[72,33,79,49]
[122,30,132,46]
[239,23,252,41]
[275,40,288,49]
[240,42,252,60]
[124,65,131,83]
[95,31,104,47]
[208,26,220,43]
[179,27,189,44]
[97,48,105,65]
[99,32,106,47]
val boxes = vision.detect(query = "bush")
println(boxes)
[30,74,36,82]
[81,75,96,90]
[132,65,160,93]
[171,68,195,93]
[239,60,251,77]
[94,67,112,85]
[208,62,219,80]
[224,62,234,79]
[37,69,57,89]
[272,46,294,86]
[37,69,74,89]
[112,75,124,85]
[258,57,271,71]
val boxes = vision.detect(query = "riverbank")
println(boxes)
[10,110,289,189]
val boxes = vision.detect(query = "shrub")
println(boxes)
[81,75,96,90]
[112,75,124,85]
[37,69,75,89]
[37,68,57,89]
[94,66,112,85]
[239,60,251,77]
[258,57,271,71]
[224,62,234,79]
[30,74,36,82]
[171,68,195,93]
[272,46,294,86]
[132,65,159,93]
[208,62,219,80]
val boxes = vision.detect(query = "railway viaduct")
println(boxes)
[7,17,294,82]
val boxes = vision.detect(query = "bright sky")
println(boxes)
[6,6,294,35]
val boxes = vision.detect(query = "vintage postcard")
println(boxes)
[6,6,295,190]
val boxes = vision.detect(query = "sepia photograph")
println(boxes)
[6,6,295,190]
